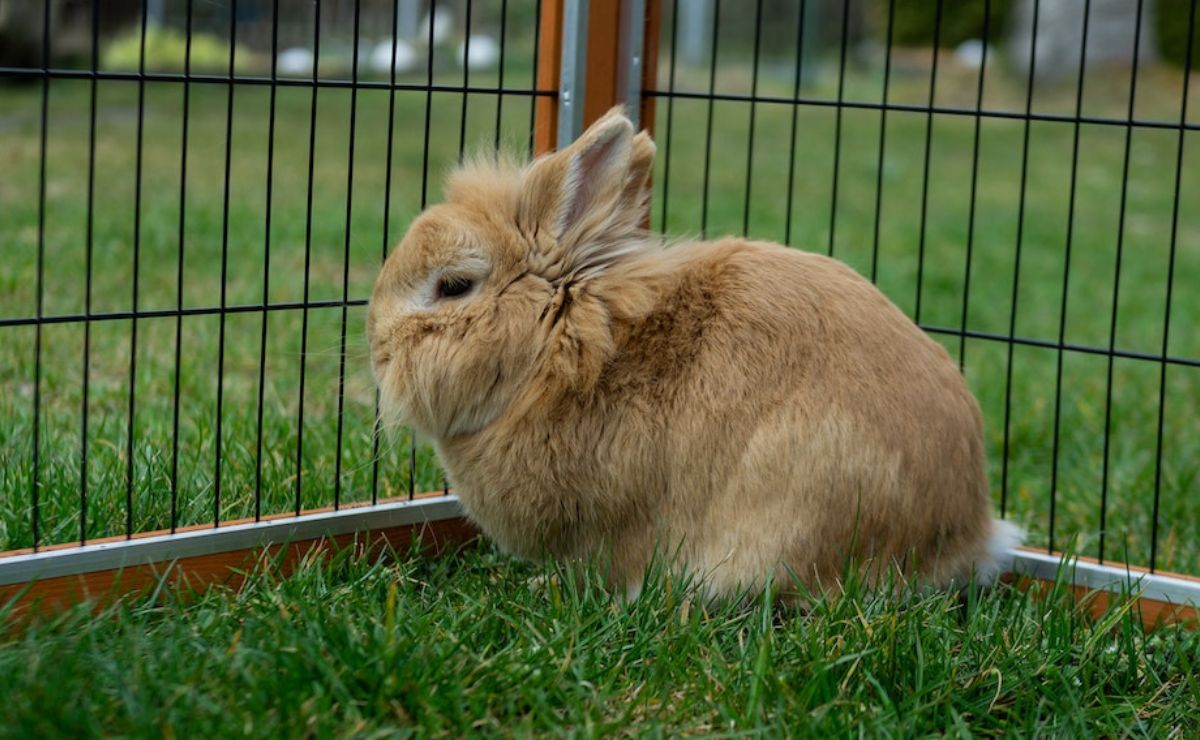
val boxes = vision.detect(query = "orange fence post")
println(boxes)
[533,0,564,155]
[534,0,661,155]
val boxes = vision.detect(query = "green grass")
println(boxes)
[1,28,1199,570]
[2,543,1198,736]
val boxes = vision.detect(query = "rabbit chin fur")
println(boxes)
[368,107,1022,601]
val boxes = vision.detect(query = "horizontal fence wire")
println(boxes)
[1,0,548,552]
[646,0,1199,576]
[640,89,1200,132]
[0,300,368,328]
[0,68,554,96]
[4,307,1199,369]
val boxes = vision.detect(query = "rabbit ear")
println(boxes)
[618,131,656,227]
[521,109,642,276]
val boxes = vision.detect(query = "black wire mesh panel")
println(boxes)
[649,0,1199,575]
[0,0,549,551]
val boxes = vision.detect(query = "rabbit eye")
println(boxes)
[436,276,474,300]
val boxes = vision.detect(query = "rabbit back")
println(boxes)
[440,236,994,597]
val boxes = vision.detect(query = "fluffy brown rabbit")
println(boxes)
[368,108,1023,601]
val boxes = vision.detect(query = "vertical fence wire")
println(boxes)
[333,0,364,512]
[528,0,543,156]
[957,0,992,371]
[913,0,944,324]
[125,0,150,539]
[657,0,680,232]
[296,0,323,516]
[30,0,53,553]
[740,0,764,238]
[438,0,478,511]
[254,0,282,523]
[423,0,442,211]
[869,0,896,283]
[782,0,807,246]
[999,0,1041,519]
[495,0,510,151]
[446,0,460,495]
[699,0,720,238]
[1048,0,1093,554]
[213,0,239,528]
[1099,0,1146,564]
[79,0,101,544]
[459,0,474,161]
[415,0,438,501]
[170,0,195,534]
[1151,0,1196,573]
[825,0,851,257]
[372,0,406,508]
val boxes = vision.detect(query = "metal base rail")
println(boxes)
[1008,548,1200,613]
[0,495,464,588]
[2,496,1197,628]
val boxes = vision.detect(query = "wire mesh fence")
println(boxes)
[1,0,1198,581]
[647,0,1199,574]
[0,0,546,551]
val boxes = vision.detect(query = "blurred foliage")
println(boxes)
[1156,0,1200,69]
[867,0,1014,48]
[101,25,264,73]
[0,0,43,68]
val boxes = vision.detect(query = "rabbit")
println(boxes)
[368,107,1024,602]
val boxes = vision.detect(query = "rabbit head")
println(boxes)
[368,108,656,440]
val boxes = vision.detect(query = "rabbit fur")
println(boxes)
[368,108,1023,601]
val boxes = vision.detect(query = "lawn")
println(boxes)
[2,543,1197,736]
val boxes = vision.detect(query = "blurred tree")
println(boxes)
[867,0,1014,48]
[1157,0,1199,68]
[0,0,43,68]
